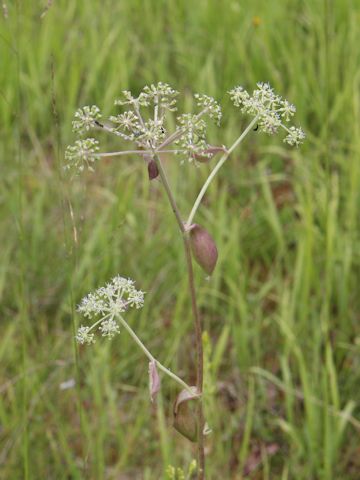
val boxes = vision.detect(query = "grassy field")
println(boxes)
[1,0,360,478]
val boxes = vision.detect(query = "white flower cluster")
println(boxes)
[194,93,222,125]
[66,82,304,175]
[172,93,221,163]
[137,119,167,145]
[108,85,220,157]
[109,111,139,132]
[228,82,305,146]
[75,275,145,345]
[65,83,225,172]
[75,326,95,345]
[114,89,149,107]
[114,82,178,111]
[108,83,179,148]
[142,82,178,111]
[64,138,100,173]
[72,105,102,135]
[175,114,210,164]
[284,125,306,146]
[108,113,167,146]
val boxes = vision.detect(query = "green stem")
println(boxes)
[186,115,259,226]
[97,149,184,158]
[117,314,194,395]
[152,154,205,480]
[183,232,205,478]
[153,154,185,232]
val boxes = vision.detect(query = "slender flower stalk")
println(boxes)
[182,231,205,476]
[153,154,185,232]
[186,115,259,227]
[153,153,206,477]
[97,149,186,158]
[117,314,194,395]
[75,275,194,395]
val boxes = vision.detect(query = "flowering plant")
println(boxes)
[68,82,305,479]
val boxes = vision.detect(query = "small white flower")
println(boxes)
[138,119,167,145]
[64,138,100,173]
[284,126,306,147]
[77,292,106,318]
[115,90,151,107]
[194,93,222,125]
[253,82,280,108]
[99,317,120,338]
[228,86,250,107]
[75,326,95,345]
[112,275,135,292]
[259,111,281,135]
[279,99,296,121]
[142,82,178,111]
[115,90,139,107]
[176,114,211,163]
[72,105,101,135]
[128,289,145,309]
[110,111,139,132]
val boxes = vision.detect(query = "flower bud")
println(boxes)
[148,159,159,180]
[173,387,199,442]
[148,361,161,402]
[189,224,218,275]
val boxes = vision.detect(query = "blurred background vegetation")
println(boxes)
[1,0,360,478]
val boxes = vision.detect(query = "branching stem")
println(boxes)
[153,153,205,479]
[118,314,194,395]
[96,149,184,158]
[186,115,259,226]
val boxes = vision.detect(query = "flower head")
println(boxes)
[142,82,178,112]
[175,114,210,164]
[115,90,150,108]
[284,126,306,147]
[72,105,101,135]
[77,275,145,319]
[64,138,100,173]
[110,111,140,132]
[75,326,95,345]
[194,93,222,125]
[111,83,177,148]
[75,275,145,345]
[138,119,167,145]
[279,99,296,121]
[99,318,120,338]
[229,82,305,146]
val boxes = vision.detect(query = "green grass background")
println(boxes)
[1,0,360,478]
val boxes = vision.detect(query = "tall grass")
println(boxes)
[1,0,360,478]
